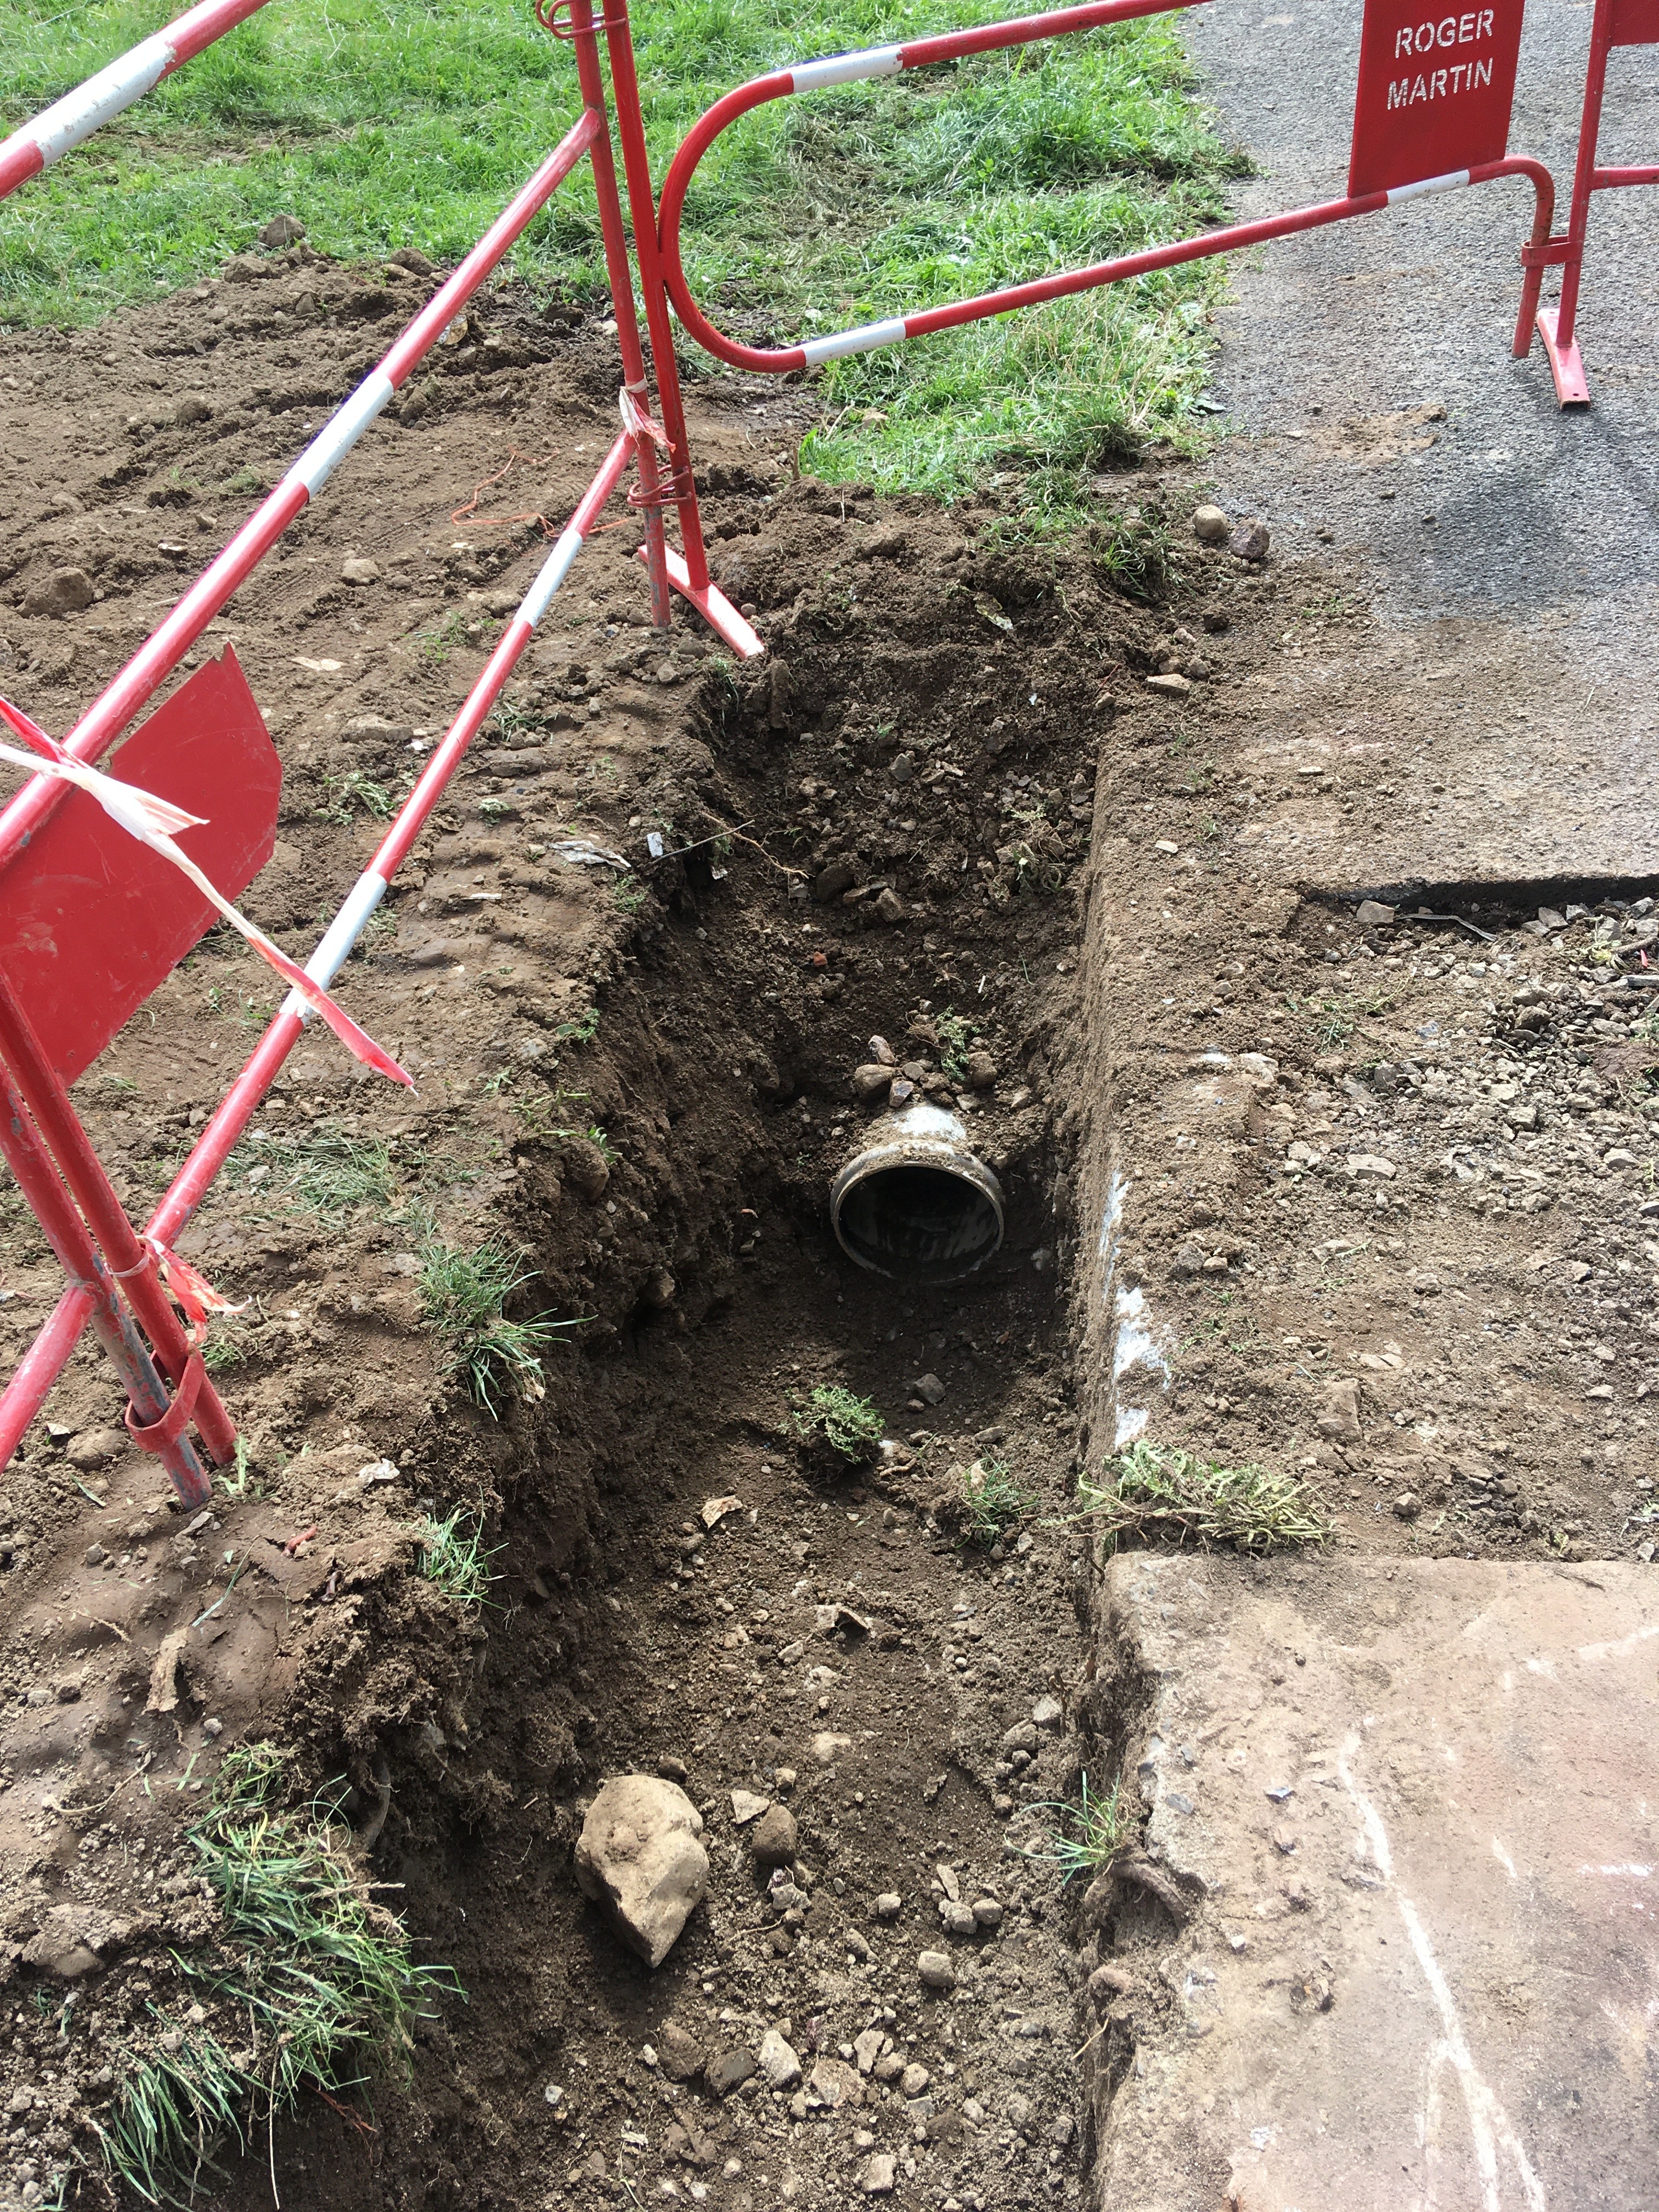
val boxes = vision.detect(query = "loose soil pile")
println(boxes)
[0,243,1650,2212]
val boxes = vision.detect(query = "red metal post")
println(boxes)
[1534,0,1617,402]
[562,0,674,631]
[600,0,715,597]
[0,1073,211,1502]
[0,964,235,1470]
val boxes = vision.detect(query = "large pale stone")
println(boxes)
[574,1775,708,1967]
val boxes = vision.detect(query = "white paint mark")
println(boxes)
[1575,1624,1659,1663]
[1339,1735,1545,2212]
[1523,1656,1557,1679]
[1580,1862,1652,1878]
[1113,1406,1149,1448]
[1491,1838,1516,1879]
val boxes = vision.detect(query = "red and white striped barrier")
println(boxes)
[1515,0,1659,404]
[0,0,277,204]
[0,0,761,1484]
[657,0,1556,377]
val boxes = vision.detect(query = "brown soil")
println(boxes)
[0,243,1650,2212]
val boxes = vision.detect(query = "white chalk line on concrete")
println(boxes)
[1339,1734,1546,2212]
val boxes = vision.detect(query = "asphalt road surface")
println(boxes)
[1188,0,1659,885]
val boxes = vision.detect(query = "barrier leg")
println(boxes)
[561,0,673,631]
[0,1075,212,1503]
[0,964,235,1474]
[599,0,762,657]
[1532,0,1616,404]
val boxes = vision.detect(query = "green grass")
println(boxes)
[97,1744,456,2208]
[1078,1437,1332,1555]
[795,1383,885,1459]
[415,1216,582,1414]
[957,1455,1036,1548]
[413,1506,500,1604]
[1025,1770,1131,1882]
[2,0,1239,517]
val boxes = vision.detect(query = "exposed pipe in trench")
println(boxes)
[829,1101,1005,1283]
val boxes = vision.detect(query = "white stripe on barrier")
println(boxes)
[33,33,176,165]
[800,317,909,366]
[281,371,397,498]
[523,526,588,626]
[283,870,388,1021]
[790,45,903,92]
[1386,168,1471,205]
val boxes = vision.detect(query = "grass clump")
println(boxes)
[1079,1437,1331,1555]
[414,1506,499,1605]
[416,1221,582,1415]
[795,1384,885,1460]
[2,0,1238,516]
[1025,1770,1131,1882]
[934,1008,978,1084]
[98,1743,456,2207]
[957,1457,1037,1548]
[290,1128,395,1217]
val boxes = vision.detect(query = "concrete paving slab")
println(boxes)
[1093,1554,1658,2211]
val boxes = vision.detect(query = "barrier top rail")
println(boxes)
[657,0,1555,376]
[0,0,277,204]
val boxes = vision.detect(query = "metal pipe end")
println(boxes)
[829,1102,1004,1284]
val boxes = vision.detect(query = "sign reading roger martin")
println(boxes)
[1348,0,1527,195]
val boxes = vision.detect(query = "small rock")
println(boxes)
[859,2153,897,2196]
[971,1897,1003,1928]
[54,1679,81,1705]
[758,2028,803,2091]
[1355,899,1395,929]
[24,568,95,620]
[899,2063,931,2097]
[574,1775,709,1967]
[806,2057,862,2110]
[730,1789,769,1826]
[854,2027,889,2074]
[657,2021,707,2082]
[868,1034,896,1065]
[853,1063,895,1103]
[912,1373,946,1406]
[751,1803,798,1865]
[1316,1377,1362,1443]
[964,1049,998,1090]
[1228,518,1271,561]
[815,861,856,904]
[918,1950,956,1992]
[940,1901,977,1937]
[1031,1694,1063,1730]
[341,555,382,585]
[1050,2114,1076,2148]
[1146,672,1190,696]
[706,2049,758,2097]
[1346,1153,1397,1180]
[1008,2092,1035,2131]
[389,247,435,276]
[1192,503,1229,544]
[874,886,907,925]
[874,1892,902,1919]
[83,1544,106,1567]
[66,1427,127,1470]
[1393,1492,1421,1521]
[25,1687,50,1709]
[259,213,306,248]
[1001,1720,1039,1755]
[174,394,212,426]
[563,1138,611,1202]
[398,388,430,425]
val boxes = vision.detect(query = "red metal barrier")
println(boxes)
[657,0,1554,377]
[0,0,278,204]
[1515,0,1659,405]
[0,0,759,1485]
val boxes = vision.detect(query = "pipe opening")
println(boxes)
[830,1111,1004,1283]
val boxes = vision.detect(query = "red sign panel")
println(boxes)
[1348,0,1527,195]
[1611,0,1659,45]
[0,650,280,1084]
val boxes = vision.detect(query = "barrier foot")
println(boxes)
[1537,307,1592,408]
[640,544,765,659]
